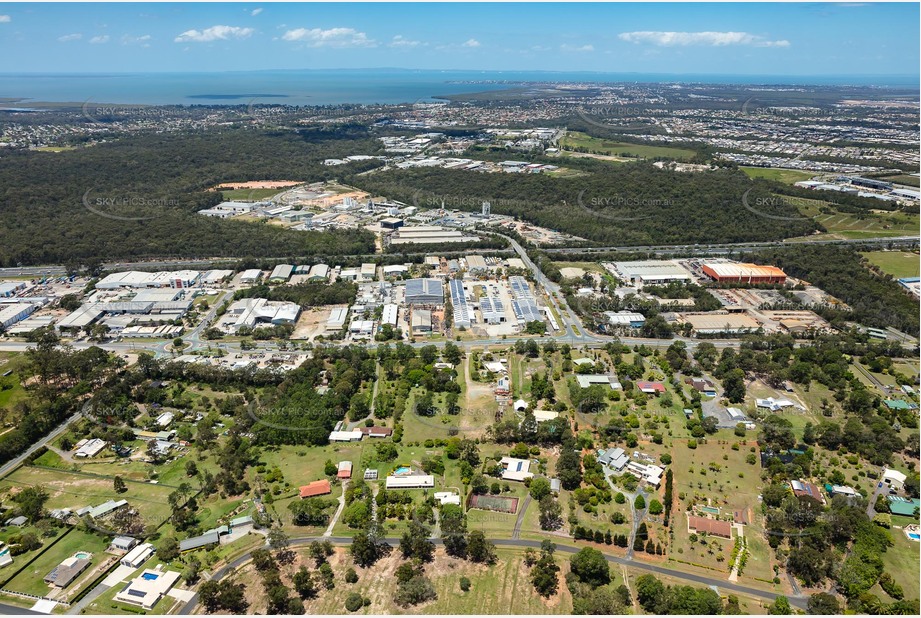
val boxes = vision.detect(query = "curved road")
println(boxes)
[178,535,806,614]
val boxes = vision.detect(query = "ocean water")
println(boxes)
[0,69,916,106]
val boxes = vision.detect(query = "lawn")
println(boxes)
[878,528,920,602]
[740,167,815,184]
[0,525,68,586]
[561,131,697,161]
[4,528,110,597]
[862,251,920,279]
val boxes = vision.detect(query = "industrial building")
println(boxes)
[381,303,399,327]
[308,264,330,281]
[240,269,262,283]
[222,298,300,332]
[465,255,488,272]
[389,225,478,245]
[479,295,506,324]
[95,270,200,289]
[0,302,37,329]
[701,262,787,284]
[0,281,26,297]
[603,311,646,328]
[611,260,692,287]
[360,263,377,281]
[380,217,404,230]
[57,297,192,333]
[449,279,472,329]
[680,312,761,335]
[511,297,544,325]
[404,278,444,305]
[507,276,545,326]
[383,264,408,278]
[411,309,432,333]
[201,270,233,284]
[268,264,294,283]
[326,306,348,332]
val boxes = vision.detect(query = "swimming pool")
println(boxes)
[909,533,920,540]
[700,506,720,515]
[142,572,160,581]
[393,466,411,475]
[74,551,91,560]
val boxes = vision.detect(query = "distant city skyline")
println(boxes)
[0,2,918,77]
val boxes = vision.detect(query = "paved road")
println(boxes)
[0,602,42,615]
[0,406,85,478]
[178,535,807,614]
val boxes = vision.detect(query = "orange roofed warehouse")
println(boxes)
[702,262,787,285]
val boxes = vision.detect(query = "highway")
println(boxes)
[177,535,807,614]
[1,233,915,280]
[542,235,919,256]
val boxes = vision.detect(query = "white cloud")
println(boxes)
[174,25,254,43]
[251,8,263,17]
[281,27,375,48]
[389,35,423,49]
[89,35,110,44]
[122,34,152,46]
[0,15,11,23]
[461,38,480,48]
[58,33,82,42]
[560,43,594,52]
[618,31,789,48]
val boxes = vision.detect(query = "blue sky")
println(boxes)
[1,2,918,75]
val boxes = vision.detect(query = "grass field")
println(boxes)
[740,167,815,184]
[0,353,29,424]
[220,188,284,201]
[561,131,697,161]
[236,546,574,614]
[880,174,920,187]
[781,203,919,241]
[669,436,776,583]
[862,251,920,278]
[0,466,177,525]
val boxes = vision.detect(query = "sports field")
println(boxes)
[468,494,519,514]
[740,167,815,185]
[561,131,697,161]
[220,187,284,201]
[862,251,920,278]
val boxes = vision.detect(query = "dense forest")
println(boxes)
[0,126,380,266]
[750,246,920,336]
[346,163,818,245]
